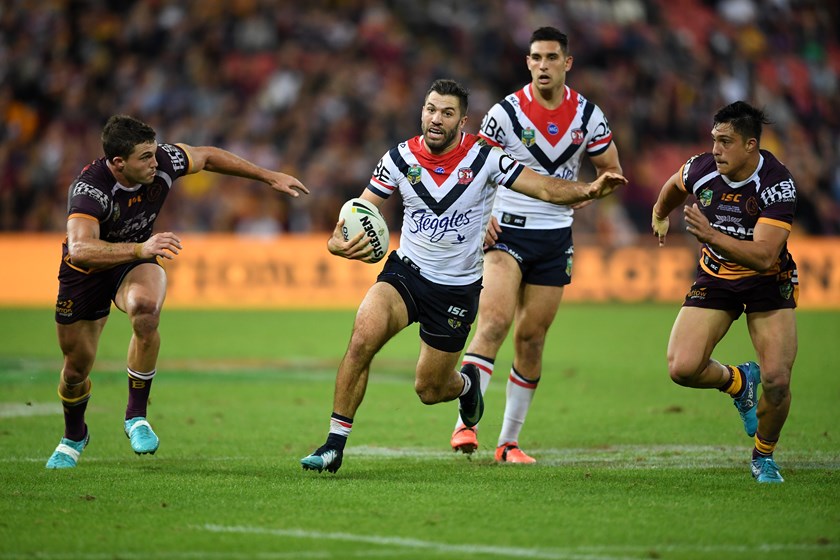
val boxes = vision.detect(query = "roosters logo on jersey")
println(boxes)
[520,128,536,147]
[408,208,472,243]
[457,168,474,185]
[571,129,584,145]
[407,164,422,185]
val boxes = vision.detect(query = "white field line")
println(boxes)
[0,402,61,418]
[196,524,840,560]
[3,444,839,469]
[350,444,840,469]
[198,524,634,560]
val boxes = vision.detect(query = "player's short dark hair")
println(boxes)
[101,115,157,162]
[426,79,470,116]
[713,101,771,144]
[530,27,569,54]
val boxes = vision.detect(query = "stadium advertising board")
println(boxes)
[2,234,838,309]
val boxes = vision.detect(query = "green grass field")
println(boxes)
[1,305,838,559]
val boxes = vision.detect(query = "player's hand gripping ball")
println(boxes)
[338,198,389,263]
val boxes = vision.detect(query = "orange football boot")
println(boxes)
[450,425,478,454]
[494,441,536,464]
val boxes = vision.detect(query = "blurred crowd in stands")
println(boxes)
[2,0,839,244]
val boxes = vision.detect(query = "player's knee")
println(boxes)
[60,367,86,387]
[761,371,791,406]
[344,335,377,366]
[514,331,546,357]
[127,298,161,336]
[667,356,699,386]
[479,316,511,346]
[414,380,442,405]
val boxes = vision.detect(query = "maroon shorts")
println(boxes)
[682,257,798,319]
[55,247,160,324]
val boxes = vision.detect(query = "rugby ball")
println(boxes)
[338,198,389,263]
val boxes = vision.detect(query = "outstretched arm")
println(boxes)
[181,145,309,198]
[571,142,624,210]
[510,165,627,205]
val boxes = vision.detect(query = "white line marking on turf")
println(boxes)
[3,444,838,469]
[197,524,840,560]
[198,524,633,560]
[348,444,840,469]
[0,402,61,418]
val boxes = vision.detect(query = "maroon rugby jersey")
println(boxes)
[66,143,191,244]
[676,150,796,279]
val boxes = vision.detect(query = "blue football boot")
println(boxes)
[732,361,760,437]
[125,417,159,455]
[46,430,90,469]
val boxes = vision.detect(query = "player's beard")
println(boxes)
[422,123,458,154]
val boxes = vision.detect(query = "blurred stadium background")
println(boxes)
[1,0,839,309]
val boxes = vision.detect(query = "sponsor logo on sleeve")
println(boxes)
[373,158,390,183]
[72,182,109,212]
[759,179,796,206]
[161,144,187,172]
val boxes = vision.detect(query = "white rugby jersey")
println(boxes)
[367,133,525,285]
[479,84,613,229]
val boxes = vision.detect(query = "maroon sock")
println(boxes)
[126,368,155,420]
[63,399,89,441]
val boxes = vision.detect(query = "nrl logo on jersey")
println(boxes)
[698,188,713,207]
[407,164,422,185]
[520,128,536,147]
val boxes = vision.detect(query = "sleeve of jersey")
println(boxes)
[489,147,526,188]
[366,153,398,199]
[757,177,796,231]
[67,180,109,222]
[678,154,710,194]
[585,105,613,156]
[478,103,509,148]
[157,144,191,181]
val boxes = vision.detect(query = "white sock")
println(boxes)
[497,366,539,446]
